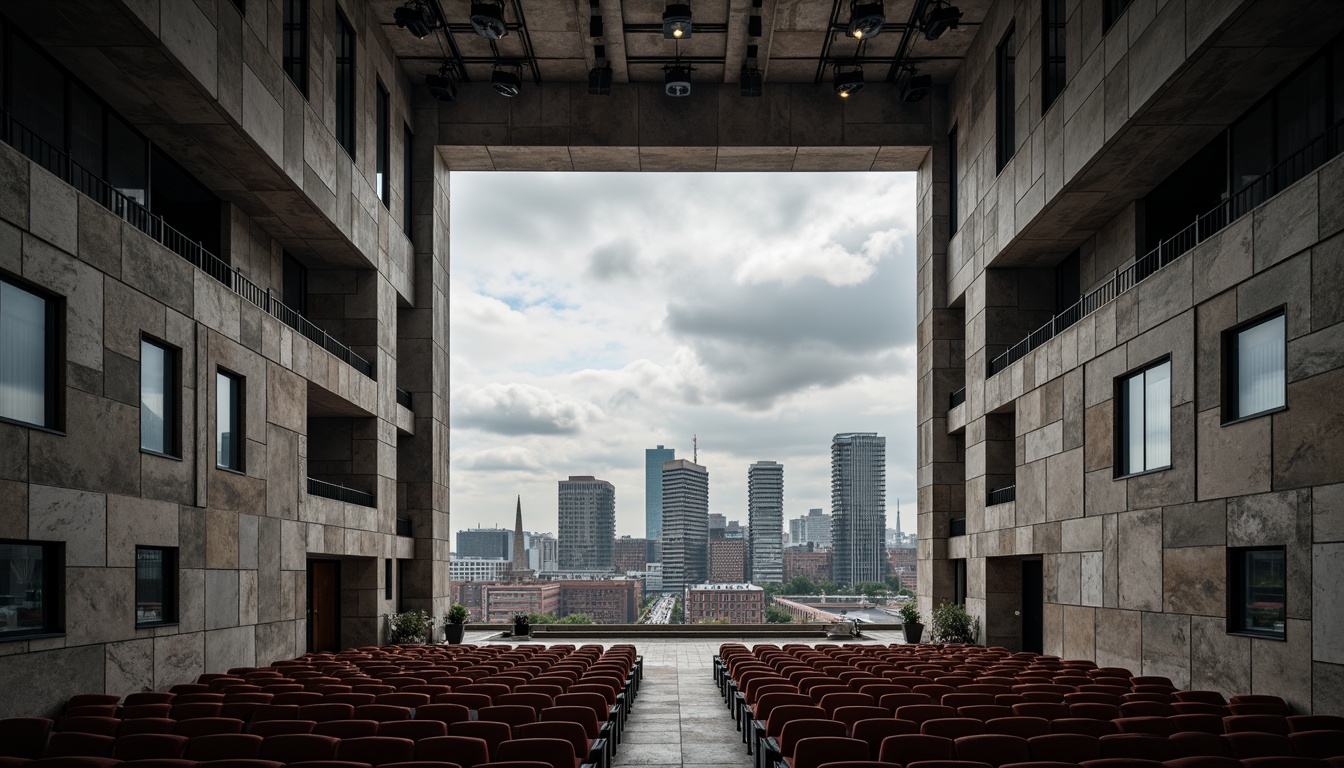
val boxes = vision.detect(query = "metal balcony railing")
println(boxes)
[0,108,375,381]
[988,119,1344,378]
[307,477,376,507]
[949,517,966,537]
[986,485,1016,506]
[396,388,413,409]
[949,388,966,409]
[396,517,413,537]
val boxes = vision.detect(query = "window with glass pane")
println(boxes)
[0,541,60,637]
[140,339,177,456]
[10,36,65,155]
[1103,0,1132,33]
[283,0,308,96]
[1041,0,1066,113]
[1230,547,1285,638]
[995,24,1016,173]
[1118,360,1171,476]
[69,84,106,179]
[377,83,390,206]
[216,370,243,471]
[1228,313,1286,421]
[135,547,178,626]
[335,11,356,158]
[403,125,414,239]
[108,115,148,206]
[0,279,57,429]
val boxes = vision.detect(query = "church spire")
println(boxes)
[509,495,529,580]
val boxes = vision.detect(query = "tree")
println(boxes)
[526,612,559,624]
[557,613,592,624]
[897,588,915,598]
[856,582,887,597]
[765,606,794,623]
[784,575,818,595]
[818,581,839,594]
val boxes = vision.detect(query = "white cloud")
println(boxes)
[454,382,604,435]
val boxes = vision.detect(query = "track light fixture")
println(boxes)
[491,64,522,97]
[923,1,963,40]
[902,72,932,102]
[848,1,885,39]
[425,65,458,102]
[394,1,435,38]
[663,3,693,39]
[833,64,864,98]
[588,63,613,95]
[470,1,508,40]
[664,64,693,97]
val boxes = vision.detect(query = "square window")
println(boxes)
[140,338,179,456]
[0,540,63,639]
[1116,359,1171,476]
[216,370,244,471]
[0,278,60,429]
[1228,547,1286,639]
[1225,312,1286,421]
[135,546,178,627]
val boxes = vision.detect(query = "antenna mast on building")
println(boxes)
[693,434,698,463]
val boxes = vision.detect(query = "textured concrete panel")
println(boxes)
[1062,605,1096,660]
[1251,618,1312,713]
[205,569,241,630]
[205,625,256,672]
[1163,545,1225,617]
[1118,507,1162,611]
[1196,408,1271,499]
[1142,611,1191,689]
[1315,483,1344,543]
[65,566,135,646]
[1046,448,1085,521]
[105,638,155,699]
[1273,369,1344,490]
[29,485,107,567]
[0,645,103,719]
[1313,543,1344,663]
[1095,607,1142,671]
[1314,661,1344,717]
[1190,614,1251,698]
[154,631,205,690]
[1163,500,1227,548]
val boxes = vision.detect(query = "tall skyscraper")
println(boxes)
[831,432,886,586]
[661,459,708,592]
[747,460,784,583]
[557,476,616,572]
[789,508,832,549]
[645,445,675,539]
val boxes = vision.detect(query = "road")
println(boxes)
[642,594,676,624]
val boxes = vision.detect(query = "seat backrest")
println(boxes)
[54,718,121,737]
[1174,690,1228,706]
[895,705,957,725]
[819,694,875,717]
[298,704,355,723]
[333,736,417,767]
[250,706,299,723]
[1098,733,1177,761]
[789,736,868,768]
[174,719,246,739]
[953,733,1029,765]
[513,722,588,760]
[415,705,472,728]
[851,719,918,760]
[1170,731,1232,758]
[437,694,493,712]
[495,737,576,768]
[984,717,1051,739]
[184,734,264,760]
[353,705,412,723]
[415,736,490,768]
[1223,732,1294,759]
[1289,730,1344,760]
[879,693,933,713]
[920,718,985,739]
[1289,716,1344,733]
[312,720,380,739]
[538,707,600,740]
[45,733,116,759]
[757,693,814,720]
[1048,718,1118,738]
[448,720,512,758]
[957,706,1013,722]
[377,694,432,710]
[112,734,190,760]
[1027,733,1100,762]
[1011,703,1068,720]
[259,733,339,763]
[245,720,315,737]
[832,707,890,733]
[779,719,847,757]
[1224,715,1290,735]
[478,706,537,728]
[876,734,955,765]
[378,721,448,742]
[1114,717,1174,737]
[118,719,177,737]
[0,717,54,759]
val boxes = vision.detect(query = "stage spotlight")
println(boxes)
[470,1,508,39]
[663,3,693,39]
[902,73,932,102]
[834,66,864,98]
[394,2,434,38]
[848,1,884,39]
[923,1,963,40]
[588,65,613,95]
[665,64,693,97]
[425,70,457,102]
[492,66,522,97]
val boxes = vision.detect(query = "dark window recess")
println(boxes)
[150,146,221,260]
[308,477,375,507]
[135,546,178,626]
[376,83,390,206]
[0,540,63,638]
[1055,249,1081,316]
[108,114,148,206]
[283,0,308,96]
[948,127,958,236]
[986,485,1016,506]
[396,388,413,409]
[1228,547,1286,639]
[949,518,967,537]
[397,559,410,613]
[396,517,413,537]
[1142,133,1227,254]
[335,10,356,158]
[9,35,64,150]
[69,84,105,178]
[995,23,1017,173]
[949,387,966,409]
[0,278,60,430]
[1042,0,1066,113]
[216,370,244,471]
[229,0,245,13]
[140,338,179,456]
[1103,0,1132,33]
[1224,312,1286,421]
[282,252,308,316]
[403,125,414,239]
[384,558,393,600]
[953,559,967,606]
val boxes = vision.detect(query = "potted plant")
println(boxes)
[930,601,979,644]
[387,609,432,645]
[443,603,469,644]
[512,613,530,638]
[898,602,924,644]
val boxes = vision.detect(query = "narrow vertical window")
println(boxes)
[1042,0,1066,113]
[1228,547,1286,639]
[995,23,1017,173]
[140,338,178,456]
[376,82,390,206]
[335,10,356,158]
[135,547,178,626]
[216,370,244,471]
[1226,313,1286,421]
[282,251,308,315]
[384,558,393,600]
[1117,360,1172,476]
[953,559,967,605]
[403,124,414,240]
[948,126,958,236]
[1103,0,1133,33]
[0,279,58,429]
[283,0,308,97]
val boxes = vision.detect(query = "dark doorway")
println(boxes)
[307,560,341,652]
[1021,559,1044,654]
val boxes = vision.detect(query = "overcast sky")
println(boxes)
[448,171,918,543]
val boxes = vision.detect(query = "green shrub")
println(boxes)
[387,610,433,644]
[557,613,593,624]
[897,602,921,625]
[765,606,794,623]
[444,604,469,625]
[929,601,978,644]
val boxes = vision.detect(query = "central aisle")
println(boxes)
[614,660,754,768]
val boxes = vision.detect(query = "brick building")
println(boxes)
[479,583,562,623]
[783,549,832,583]
[684,584,764,624]
[558,579,643,624]
[613,536,649,574]
[709,539,747,583]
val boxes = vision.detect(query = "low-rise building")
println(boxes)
[887,546,917,591]
[559,579,643,623]
[783,549,832,582]
[709,539,747,583]
[480,582,562,622]
[449,557,511,582]
[684,583,764,624]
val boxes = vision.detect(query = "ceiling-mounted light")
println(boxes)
[664,64,693,97]
[425,67,458,102]
[740,66,763,97]
[848,1,884,39]
[394,1,435,38]
[588,64,613,95]
[663,3,693,39]
[923,1,963,40]
[492,65,522,97]
[470,1,508,39]
[833,64,864,98]
[902,73,932,102]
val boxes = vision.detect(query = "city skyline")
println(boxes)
[449,172,917,538]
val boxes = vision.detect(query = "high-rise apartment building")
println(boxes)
[660,459,709,592]
[557,476,615,572]
[789,508,832,549]
[644,445,675,539]
[613,536,649,574]
[708,513,727,539]
[525,532,558,574]
[831,433,887,586]
[747,461,784,584]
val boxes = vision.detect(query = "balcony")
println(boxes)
[949,517,966,537]
[0,108,375,381]
[986,485,1016,506]
[307,477,376,508]
[949,388,966,409]
[987,119,1344,378]
[396,388,413,409]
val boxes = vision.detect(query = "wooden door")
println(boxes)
[307,560,341,652]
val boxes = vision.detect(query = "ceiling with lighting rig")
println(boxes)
[374,0,989,100]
